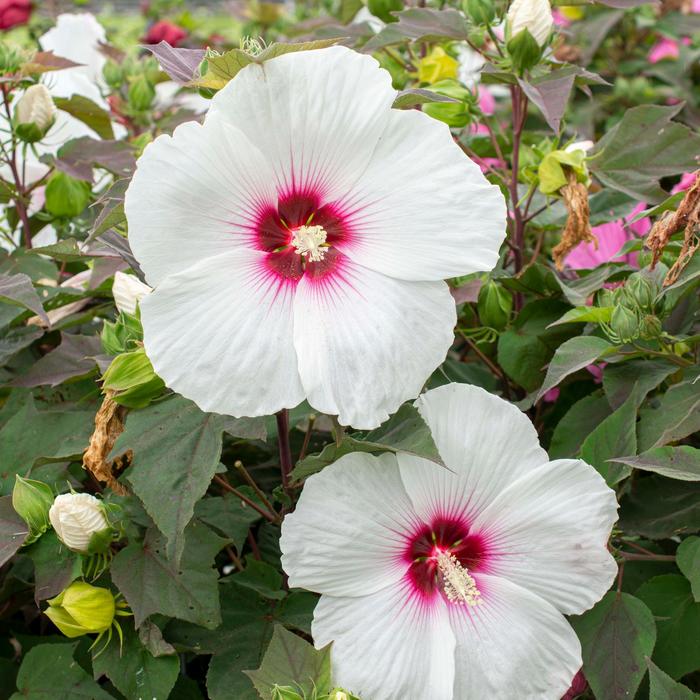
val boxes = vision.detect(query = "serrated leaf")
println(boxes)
[0,272,49,325]
[111,522,227,628]
[614,447,700,481]
[244,625,332,700]
[637,575,700,679]
[0,495,28,567]
[54,95,114,140]
[590,104,700,203]
[677,537,700,603]
[111,395,227,563]
[10,643,114,700]
[571,592,657,700]
[536,336,613,401]
[195,494,261,551]
[92,622,179,700]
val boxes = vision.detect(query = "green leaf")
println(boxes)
[111,521,227,628]
[548,306,614,327]
[549,393,612,459]
[92,621,179,700]
[232,560,286,601]
[54,95,114,139]
[365,8,470,50]
[195,494,261,551]
[0,325,43,365]
[0,397,94,494]
[571,591,657,700]
[10,643,114,700]
[291,402,443,481]
[274,592,318,636]
[0,272,49,325]
[101,347,165,408]
[28,239,85,263]
[0,495,28,567]
[111,395,227,563]
[590,104,700,203]
[677,537,700,603]
[392,88,459,109]
[620,476,700,539]
[27,530,82,604]
[603,359,677,410]
[556,264,623,305]
[637,575,700,679]
[647,658,699,700]
[614,447,700,481]
[536,336,613,401]
[244,625,332,700]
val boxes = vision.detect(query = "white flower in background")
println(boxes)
[14,84,56,133]
[565,139,594,154]
[507,0,554,46]
[154,81,210,115]
[280,384,618,699]
[456,44,485,88]
[125,46,506,429]
[112,271,152,315]
[49,493,110,554]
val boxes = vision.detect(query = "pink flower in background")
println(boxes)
[672,171,697,194]
[478,85,495,116]
[565,203,650,270]
[0,0,31,30]
[144,20,188,46]
[586,364,604,384]
[543,388,560,403]
[552,9,571,27]
[693,0,700,12]
[648,36,690,63]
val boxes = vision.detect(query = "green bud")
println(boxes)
[507,28,542,75]
[12,476,54,543]
[626,273,658,311]
[422,79,473,128]
[464,0,495,25]
[367,0,404,23]
[639,314,662,340]
[128,75,156,112]
[101,310,144,356]
[270,686,303,700]
[101,347,165,409]
[0,45,23,73]
[596,287,615,308]
[610,304,640,343]
[478,280,513,330]
[102,60,123,89]
[45,582,116,638]
[44,171,91,218]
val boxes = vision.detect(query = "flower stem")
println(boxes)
[276,409,293,495]
[213,475,280,524]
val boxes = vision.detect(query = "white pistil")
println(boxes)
[436,551,482,607]
[291,224,328,262]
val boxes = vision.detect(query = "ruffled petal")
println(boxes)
[470,459,618,615]
[292,257,456,429]
[449,574,581,699]
[336,109,506,281]
[280,452,420,597]
[140,248,304,417]
[313,582,456,700]
[399,384,549,522]
[207,45,396,202]
[125,116,277,286]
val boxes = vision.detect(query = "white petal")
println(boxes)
[336,109,506,281]
[292,258,456,429]
[207,45,396,202]
[507,0,553,46]
[140,248,304,417]
[281,452,420,597]
[313,582,456,700]
[450,574,581,699]
[470,459,618,614]
[399,384,549,522]
[125,115,277,286]
[112,271,151,315]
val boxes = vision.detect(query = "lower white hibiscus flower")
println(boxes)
[280,383,618,700]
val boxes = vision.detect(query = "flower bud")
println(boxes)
[417,47,459,85]
[14,84,56,143]
[478,280,513,330]
[507,28,542,74]
[44,581,115,638]
[44,171,91,218]
[609,305,640,343]
[102,60,123,89]
[112,271,152,316]
[128,75,156,112]
[12,476,53,543]
[507,0,553,47]
[639,314,662,340]
[48,493,110,554]
[422,79,473,128]
[626,273,658,311]
[270,686,303,700]
[464,0,496,25]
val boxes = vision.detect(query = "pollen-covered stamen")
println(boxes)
[291,224,328,262]
[436,551,482,606]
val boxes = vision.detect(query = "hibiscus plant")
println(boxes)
[0,1,698,700]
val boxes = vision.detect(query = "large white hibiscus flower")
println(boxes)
[125,46,506,428]
[280,383,618,698]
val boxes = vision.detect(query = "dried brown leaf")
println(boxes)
[553,171,596,270]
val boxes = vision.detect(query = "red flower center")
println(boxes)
[404,516,488,600]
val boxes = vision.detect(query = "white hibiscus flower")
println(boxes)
[125,46,506,428]
[280,383,618,698]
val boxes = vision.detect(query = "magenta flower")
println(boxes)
[672,171,697,194]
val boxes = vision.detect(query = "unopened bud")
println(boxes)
[270,686,303,700]
[44,581,115,638]
[626,273,658,311]
[14,84,56,143]
[128,75,156,112]
[507,0,553,47]
[417,47,459,85]
[102,60,123,89]
[464,0,495,25]
[112,271,152,316]
[639,314,662,340]
[422,79,473,128]
[610,305,640,343]
[478,280,513,330]
[12,476,53,543]
[48,493,111,554]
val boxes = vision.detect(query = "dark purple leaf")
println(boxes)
[52,137,136,182]
[143,41,206,84]
[0,272,49,325]
[0,496,28,568]
[99,230,146,282]
[519,71,576,132]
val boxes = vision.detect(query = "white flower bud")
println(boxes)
[507,0,553,47]
[15,84,56,133]
[48,493,109,554]
[112,271,152,316]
